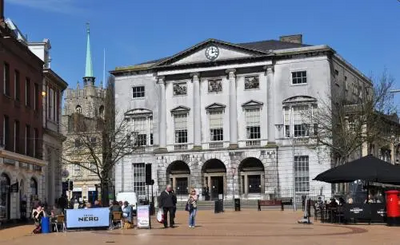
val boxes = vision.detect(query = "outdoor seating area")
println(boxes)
[313,155,400,226]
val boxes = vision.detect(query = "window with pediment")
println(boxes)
[124,109,153,146]
[173,82,187,96]
[174,113,188,143]
[171,106,190,144]
[208,79,222,93]
[244,76,259,90]
[282,96,317,138]
[206,103,225,142]
[242,100,263,140]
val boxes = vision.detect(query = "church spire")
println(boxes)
[83,22,95,85]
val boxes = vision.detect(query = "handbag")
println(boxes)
[185,202,190,212]
[156,209,164,223]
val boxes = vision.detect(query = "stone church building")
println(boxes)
[112,34,372,202]
[61,25,105,202]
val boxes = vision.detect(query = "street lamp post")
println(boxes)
[291,134,297,212]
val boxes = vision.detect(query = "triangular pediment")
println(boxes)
[155,39,268,67]
[242,100,264,108]
[171,106,190,114]
[206,103,226,111]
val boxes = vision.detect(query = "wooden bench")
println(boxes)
[258,200,284,211]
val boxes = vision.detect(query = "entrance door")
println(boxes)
[175,177,188,195]
[248,175,261,194]
[0,174,10,220]
[211,176,224,200]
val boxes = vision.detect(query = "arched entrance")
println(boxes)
[19,179,27,220]
[30,178,38,197]
[0,173,11,220]
[167,161,190,196]
[239,158,265,197]
[202,159,226,201]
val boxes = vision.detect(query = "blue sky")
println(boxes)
[4,0,400,94]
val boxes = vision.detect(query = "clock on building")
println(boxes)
[205,46,219,61]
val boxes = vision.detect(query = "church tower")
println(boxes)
[61,23,105,201]
[62,23,105,119]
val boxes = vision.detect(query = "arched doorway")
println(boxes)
[19,179,27,220]
[167,161,190,196]
[239,158,265,197]
[30,178,38,197]
[0,173,11,220]
[202,159,226,201]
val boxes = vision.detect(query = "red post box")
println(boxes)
[386,190,400,226]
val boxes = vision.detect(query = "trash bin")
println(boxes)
[386,190,400,226]
[41,217,50,233]
[214,199,224,213]
[234,198,241,211]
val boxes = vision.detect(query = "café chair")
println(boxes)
[111,211,123,229]
[53,215,67,232]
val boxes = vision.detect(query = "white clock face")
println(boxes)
[205,46,219,61]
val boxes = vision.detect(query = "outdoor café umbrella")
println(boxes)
[313,155,400,185]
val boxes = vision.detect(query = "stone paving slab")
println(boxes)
[1,210,400,245]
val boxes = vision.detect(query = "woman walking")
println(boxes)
[187,188,198,228]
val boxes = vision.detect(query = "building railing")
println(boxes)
[246,140,261,147]
[174,144,188,150]
[209,142,224,149]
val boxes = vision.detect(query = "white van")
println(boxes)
[116,192,138,214]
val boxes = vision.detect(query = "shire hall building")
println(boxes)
[111,34,372,203]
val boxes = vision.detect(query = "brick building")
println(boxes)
[0,0,46,221]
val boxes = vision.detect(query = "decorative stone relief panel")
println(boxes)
[208,79,222,93]
[173,82,187,95]
[244,76,259,90]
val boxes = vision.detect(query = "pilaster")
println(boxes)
[156,76,167,152]
[265,66,275,144]
[226,69,238,149]
[191,73,202,150]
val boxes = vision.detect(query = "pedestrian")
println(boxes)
[171,189,177,219]
[187,188,198,228]
[158,185,175,228]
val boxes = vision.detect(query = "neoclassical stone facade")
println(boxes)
[112,34,372,202]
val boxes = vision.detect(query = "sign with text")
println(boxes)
[66,208,110,229]
[137,205,150,229]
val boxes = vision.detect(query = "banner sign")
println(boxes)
[137,205,150,229]
[66,208,110,229]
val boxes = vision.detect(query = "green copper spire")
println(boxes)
[84,22,94,78]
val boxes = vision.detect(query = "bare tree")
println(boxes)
[311,70,397,167]
[62,76,138,206]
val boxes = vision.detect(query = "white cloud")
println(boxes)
[7,0,84,14]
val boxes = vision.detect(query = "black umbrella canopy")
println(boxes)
[314,155,400,184]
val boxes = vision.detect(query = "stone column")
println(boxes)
[191,73,202,150]
[227,69,238,149]
[157,76,167,152]
[266,66,275,144]
[244,174,249,196]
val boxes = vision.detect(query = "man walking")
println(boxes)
[159,185,175,228]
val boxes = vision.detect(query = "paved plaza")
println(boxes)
[1,210,400,245]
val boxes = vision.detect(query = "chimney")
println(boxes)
[0,0,3,23]
[279,34,303,44]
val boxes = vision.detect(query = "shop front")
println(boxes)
[0,150,46,222]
